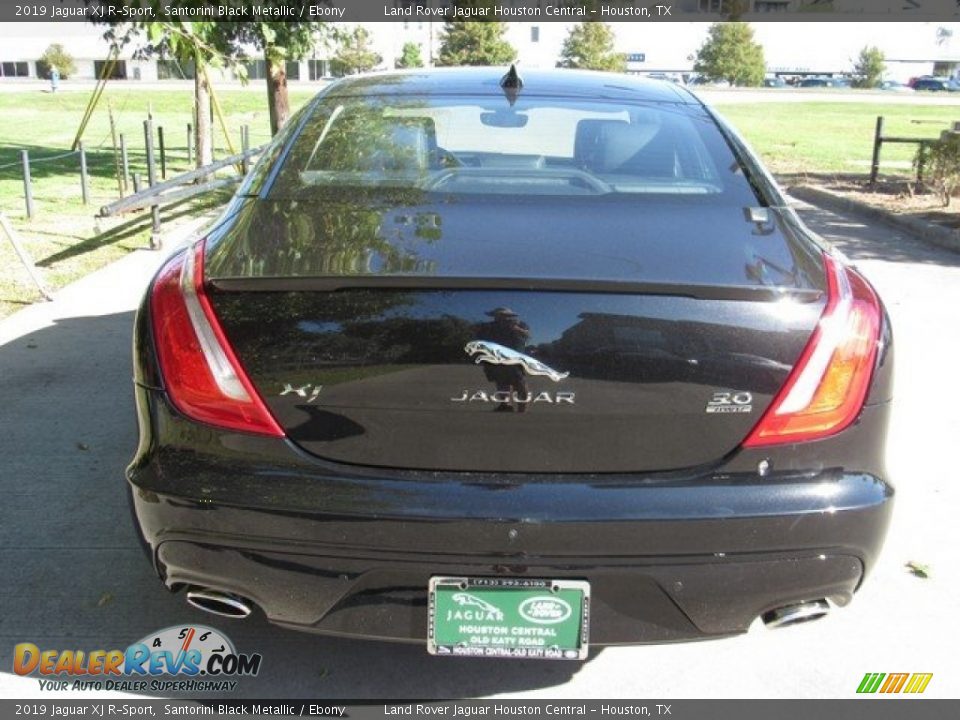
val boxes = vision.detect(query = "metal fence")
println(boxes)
[2,117,266,249]
[98,140,265,248]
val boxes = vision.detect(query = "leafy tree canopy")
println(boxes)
[396,41,425,69]
[330,26,382,76]
[38,44,76,78]
[693,22,766,87]
[853,45,885,88]
[437,19,515,67]
[556,22,625,73]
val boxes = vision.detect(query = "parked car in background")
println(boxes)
[687,74,731,87]
[128,68,894,659]
[763,77,787,88]
[644,72,684,85]
[912,77,960,92]
[800,77,851,88]
[878,80,914,92]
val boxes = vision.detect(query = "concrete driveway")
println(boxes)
[0,202,957,699]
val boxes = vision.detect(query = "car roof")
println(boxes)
[320,67,699,104]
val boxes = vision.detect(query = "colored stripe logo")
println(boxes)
[857,672,933,694]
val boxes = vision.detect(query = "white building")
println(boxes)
[1,20,958,84]
[369,21,960,81]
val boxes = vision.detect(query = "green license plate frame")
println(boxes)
[427,577,590,660]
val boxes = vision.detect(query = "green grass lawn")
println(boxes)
[715,102,958,174]
[1,86,958,318]
[0,85,318,318]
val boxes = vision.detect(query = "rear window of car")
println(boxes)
[259,93,762,203]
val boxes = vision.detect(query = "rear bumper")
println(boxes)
[128,385,893,645]
[154,539,865,645]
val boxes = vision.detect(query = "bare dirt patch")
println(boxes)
[779,172,960,231]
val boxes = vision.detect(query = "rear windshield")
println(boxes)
[257,93,762,203]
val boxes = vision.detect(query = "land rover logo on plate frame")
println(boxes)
[427,577,590,660]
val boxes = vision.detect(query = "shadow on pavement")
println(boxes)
[0,311,588,698]
[796,203,960,268]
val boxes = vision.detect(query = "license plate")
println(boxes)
[427,577,590,660]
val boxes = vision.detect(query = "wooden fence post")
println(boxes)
[158,126,166,180]
[21,150,34,219]
[144,118,161,248]
[108,103,124,197]
[869,116,884,185]
[79,142,90,205]
[241,125,250,175]
[120,133,130,191]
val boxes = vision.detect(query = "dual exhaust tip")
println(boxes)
[185,588,254,619]
[762,599,830,629]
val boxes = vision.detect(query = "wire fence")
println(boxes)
[1,120,260,223]
[0,149,81,172]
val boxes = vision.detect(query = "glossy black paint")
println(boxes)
[209,287,822,473]
[128,267,894,644]
[128,69,894,646]
[205,197,825,288]
[128,373,892,643]
[314,69,699,105]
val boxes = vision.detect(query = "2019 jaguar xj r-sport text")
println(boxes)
[127,68,893,660]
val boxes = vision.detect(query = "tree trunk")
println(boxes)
[266,52,290,136]
[194,55,213,173]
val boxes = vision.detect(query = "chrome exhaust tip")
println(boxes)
[762,599,830,629]
[185,588,253,619]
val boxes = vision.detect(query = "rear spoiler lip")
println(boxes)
[207,275,824,303]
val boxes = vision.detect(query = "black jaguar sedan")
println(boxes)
[128,68,892,660]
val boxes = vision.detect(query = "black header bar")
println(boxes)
[3,0,960,23]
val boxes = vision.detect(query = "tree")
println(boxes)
[396,42,424,69]
[721,0,750,19]
[330,26,382,76]
[556,23,625,72]
[693,22,766,87]
[211,19,330,136]
[853,45,885,88]
[96,17,225,170]
[437,21,515,66]
[38,44,76,79]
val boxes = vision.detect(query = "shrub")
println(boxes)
[918,131,960,206]
[38,44,76,79]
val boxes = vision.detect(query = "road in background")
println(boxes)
[2,77,960,106]
[0,201,957,699]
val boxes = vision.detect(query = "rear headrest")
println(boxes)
[575,118,664,174]
[596,123,661,173]
[574,119,627,169]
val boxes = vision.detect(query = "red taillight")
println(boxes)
[743,253,881,448]
[150,241,284,437]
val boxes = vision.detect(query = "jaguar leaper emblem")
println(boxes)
[463,340,570,382]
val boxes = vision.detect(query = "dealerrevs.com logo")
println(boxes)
[14,625,262,693]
